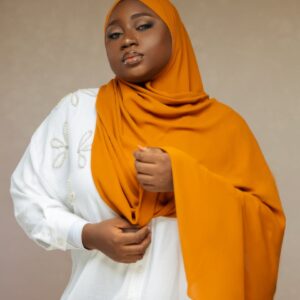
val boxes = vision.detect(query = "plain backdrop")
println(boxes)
[1,0,299,299]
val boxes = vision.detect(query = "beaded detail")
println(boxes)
[71,93,79,107]
[50,121,69,168]
[66,178,76,207]
[77,130,93,168]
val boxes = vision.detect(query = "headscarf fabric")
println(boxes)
[91,0,285,299]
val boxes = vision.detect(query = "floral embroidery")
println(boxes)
[82,89,98,97]
[77,130,93,168]
[50,121,69,168]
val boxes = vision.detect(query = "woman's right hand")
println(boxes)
[82,217,151,264]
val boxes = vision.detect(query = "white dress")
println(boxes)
[10,89,189,300]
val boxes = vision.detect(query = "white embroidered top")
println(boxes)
[10,89,189,300]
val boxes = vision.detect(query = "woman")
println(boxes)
[10,0,286,299]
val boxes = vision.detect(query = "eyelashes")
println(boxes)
[107,23,154,40]
[107,32,122,40]
[137,23,153,31]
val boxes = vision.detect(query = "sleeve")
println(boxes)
[160,112,286,300]
[67,219,88,249]
[10,94,89,251]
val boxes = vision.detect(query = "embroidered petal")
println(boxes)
[63,121,69,143]
[80,144,91,152]
[78,153,87,168]
[71,93,79,107]
[78,130,93,149]
[53,151,67,168]
[82,89,97,97]
[51,121,69,169]
[51,138,66,149]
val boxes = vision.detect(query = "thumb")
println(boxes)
[137,145,149,151]
[115,216,136,229]
[139,145,164,154]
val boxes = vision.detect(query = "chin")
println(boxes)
[118,64,153,83]
[122,73,151,84]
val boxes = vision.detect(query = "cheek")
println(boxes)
[106,44,120,68]
[144,30,172,65]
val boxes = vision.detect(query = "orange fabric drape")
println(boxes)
[91,0,286,299]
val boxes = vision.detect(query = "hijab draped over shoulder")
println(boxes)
[91,0,285,299]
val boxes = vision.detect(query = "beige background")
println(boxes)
[1,0,299,299]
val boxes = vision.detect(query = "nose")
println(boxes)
[121,31,138,50]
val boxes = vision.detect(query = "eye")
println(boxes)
[107,32,122,40]
[137,23,153,31]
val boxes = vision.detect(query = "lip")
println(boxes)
[122,51,144,64]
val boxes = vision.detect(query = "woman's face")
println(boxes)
[105,0,172,84]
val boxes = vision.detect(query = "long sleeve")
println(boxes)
[67,219,88,249]
[10,94,89,251]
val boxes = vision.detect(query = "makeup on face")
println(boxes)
[104,0,172,83]
[122,51,144,66]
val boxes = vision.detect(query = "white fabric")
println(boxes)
[10,89,189,300]
[67,219,86,249]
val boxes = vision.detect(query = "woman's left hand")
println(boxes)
[133,146,174,193]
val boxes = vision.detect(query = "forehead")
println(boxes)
[107,0,157,24]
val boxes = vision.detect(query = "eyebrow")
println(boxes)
[107,12,155,28]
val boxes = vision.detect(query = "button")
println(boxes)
[68,192,76,204]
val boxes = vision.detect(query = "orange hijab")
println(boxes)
[91,0,285,299]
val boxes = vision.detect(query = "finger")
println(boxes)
[133,225,151,244]
[134,160,156,174]
[137,145,148,151]
[124,231,151,255]
[134,150,162,164]
[140,146,164,153]
[119,254,144,264]
[113,217,134,229]
[113,217,141,234]
[120,225,150,245]
[136,173,154,185]
[134,146,163,157]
